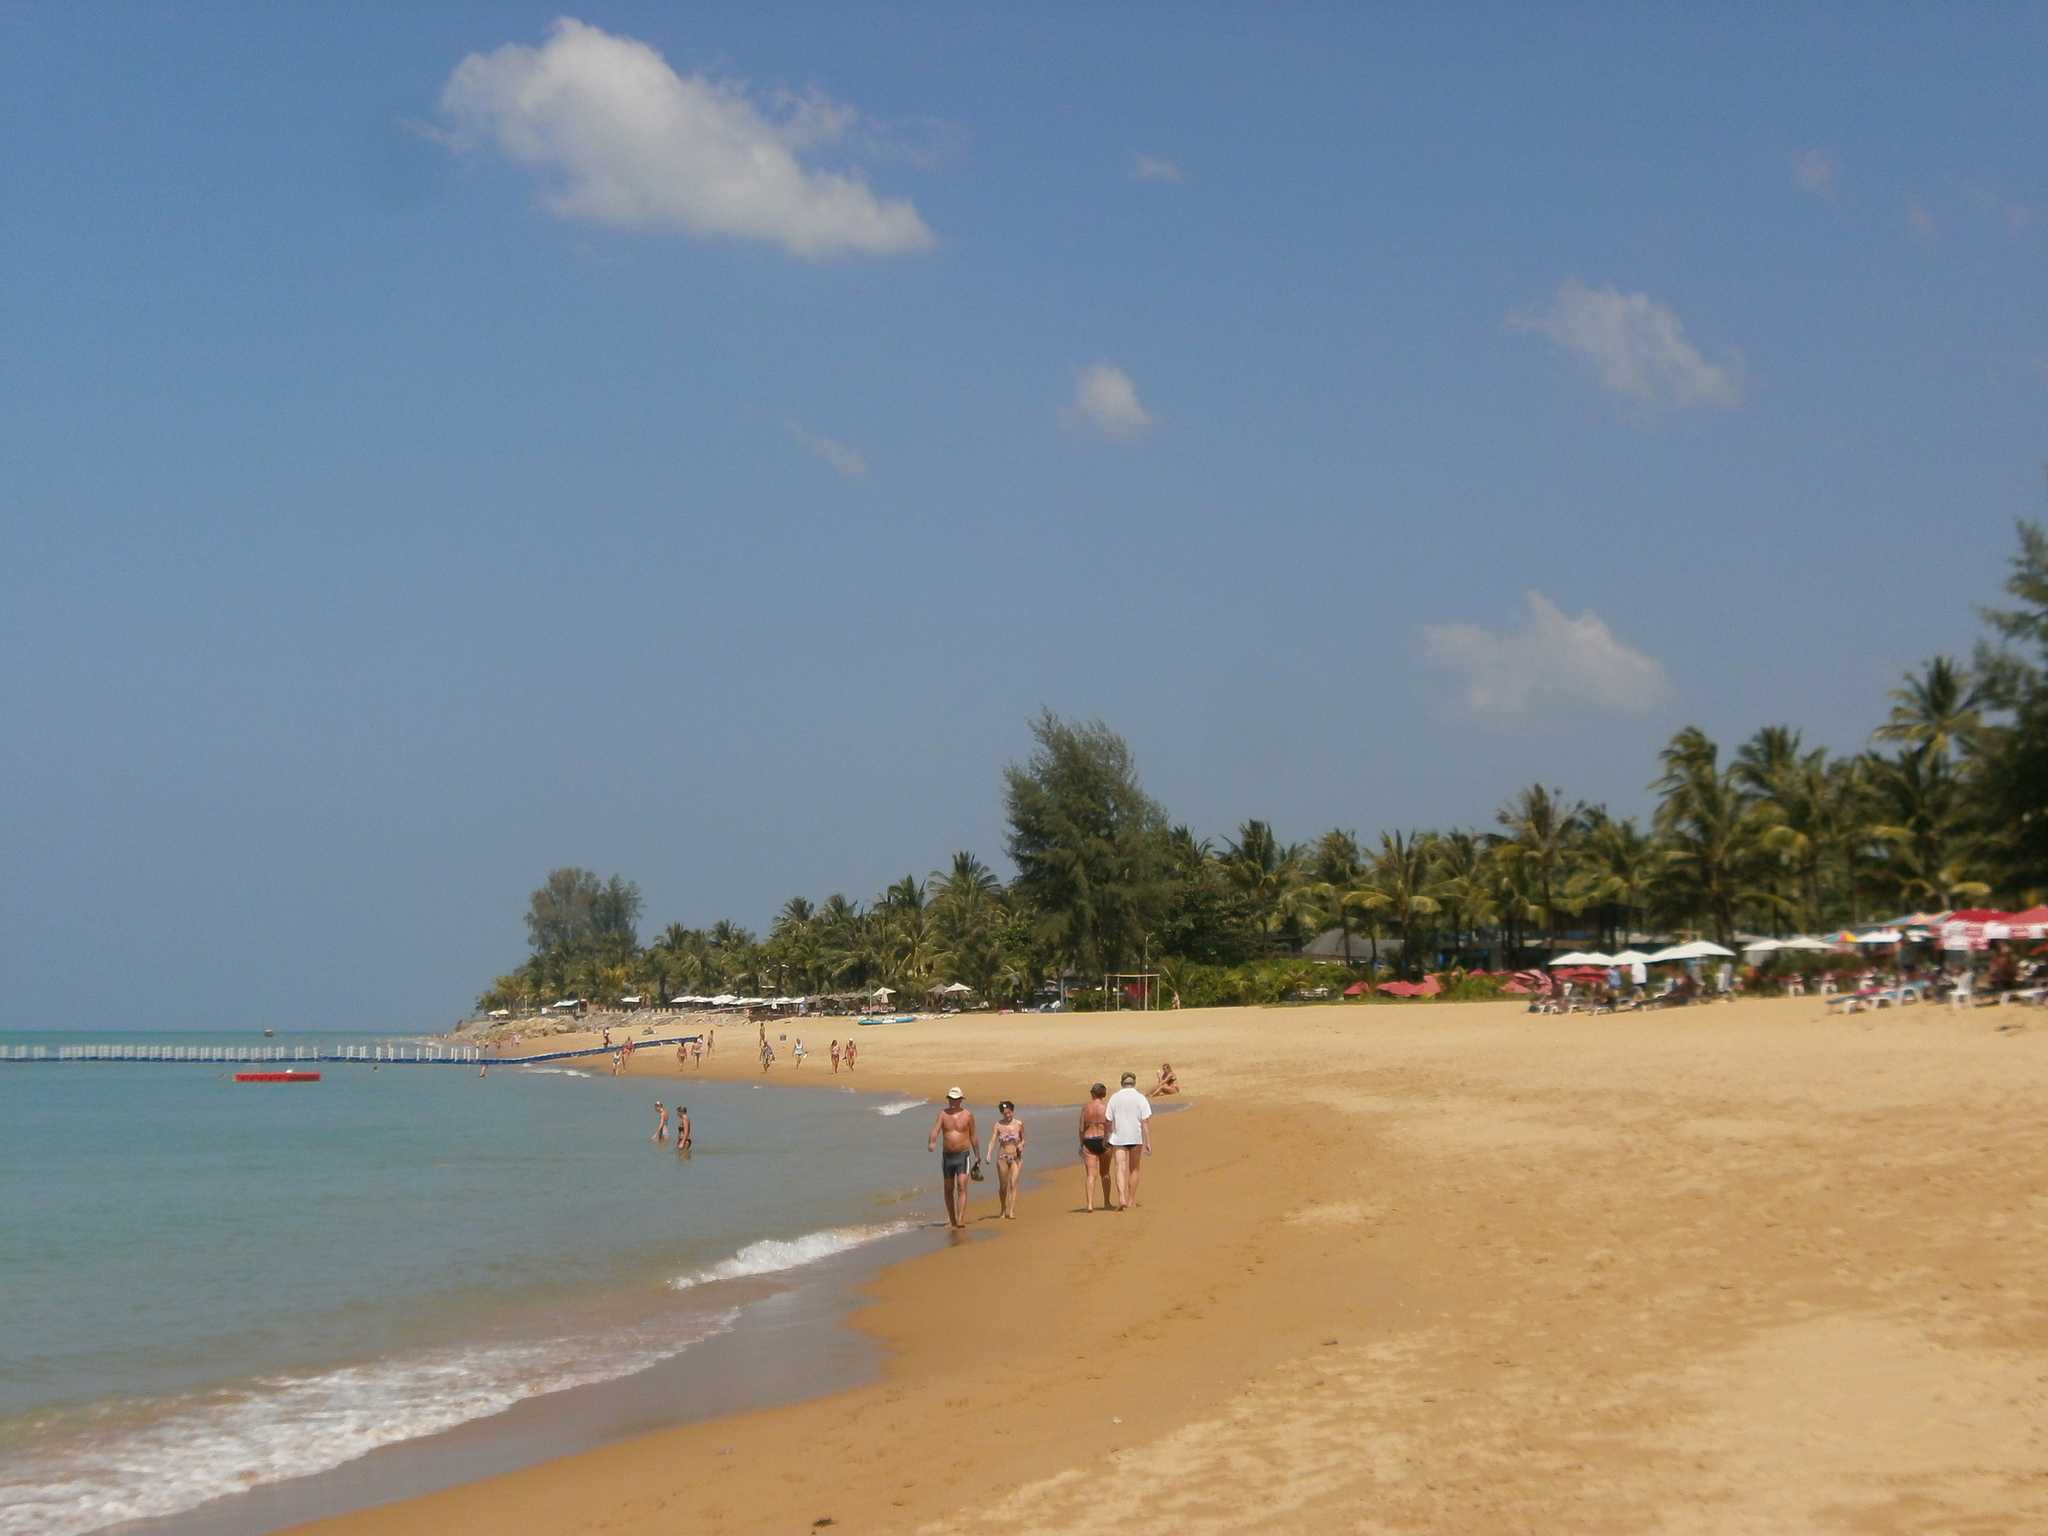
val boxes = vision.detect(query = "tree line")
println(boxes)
[478,520,2045,1013]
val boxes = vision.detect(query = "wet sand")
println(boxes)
[302,997,2048,1534]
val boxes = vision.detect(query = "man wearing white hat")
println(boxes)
[927,1088,980,1229]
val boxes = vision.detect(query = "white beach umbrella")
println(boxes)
[1548,952,1607,966]
[1742,939,1784,954]
[1652,940,1737,961]
[1779,936,1833,951]
[1854,929,1903,944]
[1610,949,1654,964]
[871,986,895,1000]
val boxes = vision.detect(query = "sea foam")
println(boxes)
[668,1222,913,1292]
[0,1311,736,1536]
[873,1097,927,1116]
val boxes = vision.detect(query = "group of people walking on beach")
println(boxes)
[926,1066,1169,1228]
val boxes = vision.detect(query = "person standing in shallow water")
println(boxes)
[674,1106,691,1157]
[1078,1083,1113,1211]
[652,1101,668,1143]
[926,1089,979,1229]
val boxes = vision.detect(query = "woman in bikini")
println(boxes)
[1153,1062,1180,1096]
[984,1100,1027,1219]
[1078,1083,1112,1212]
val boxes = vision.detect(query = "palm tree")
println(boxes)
[1653,728,1766,943]
[1220,820,1306,953]
[1873,656,1984,762]
[931,852,1000,908]
[1495,785,1585,952]
[1363,830,1442,975]
[1865,748,1985,909]
[1306,829,1365,965]
[1568,817,1658,947]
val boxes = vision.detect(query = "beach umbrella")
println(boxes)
[1742,939,1784,954]
[871,986,895,1001]
[1779,936,1833,951]
[1610,949,1654,964]
[1854,929,1903,945]
[1647,940,1735,962]
[1548,951,1610,966]
[1342,980,1370,997]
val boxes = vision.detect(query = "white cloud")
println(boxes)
[1508,280,1743,413]
[437,18,934,257]
[1791,149,1836,197]
[1420,593,1672,720]
[1132,153,1183,184]
[785,420,867,480]
[1062,363,1154,441]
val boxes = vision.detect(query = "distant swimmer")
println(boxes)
[927,1088,980,1229]
[985,1100,1026,1220]
[830,1039,842,1074]
[653,1101,668,1143]
[1078,1082,1112,1212]
[675,1106,692,1157]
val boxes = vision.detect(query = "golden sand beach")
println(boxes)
[304,998,2048,1535]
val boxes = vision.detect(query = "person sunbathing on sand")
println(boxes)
[1153,1062,1180,1096]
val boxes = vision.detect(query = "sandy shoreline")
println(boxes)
[292,997,2048,1535]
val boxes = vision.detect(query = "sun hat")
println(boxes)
[946,1086,964,1099]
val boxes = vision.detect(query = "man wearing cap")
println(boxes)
[927,1088,980,1229]
[1105,1071,1153,1211]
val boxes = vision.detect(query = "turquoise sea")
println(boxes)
[0,1030,953,1536]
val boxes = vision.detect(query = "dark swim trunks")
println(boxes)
[942,1147,970,1177]
[1081,1135,1108,1155]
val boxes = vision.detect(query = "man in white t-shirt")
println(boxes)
[1629,959,1648,1000]
[1104,1071,1153,1212]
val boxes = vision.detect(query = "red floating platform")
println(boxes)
[233,1071,322,1083]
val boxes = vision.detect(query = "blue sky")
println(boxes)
[3,6,2041,1028]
